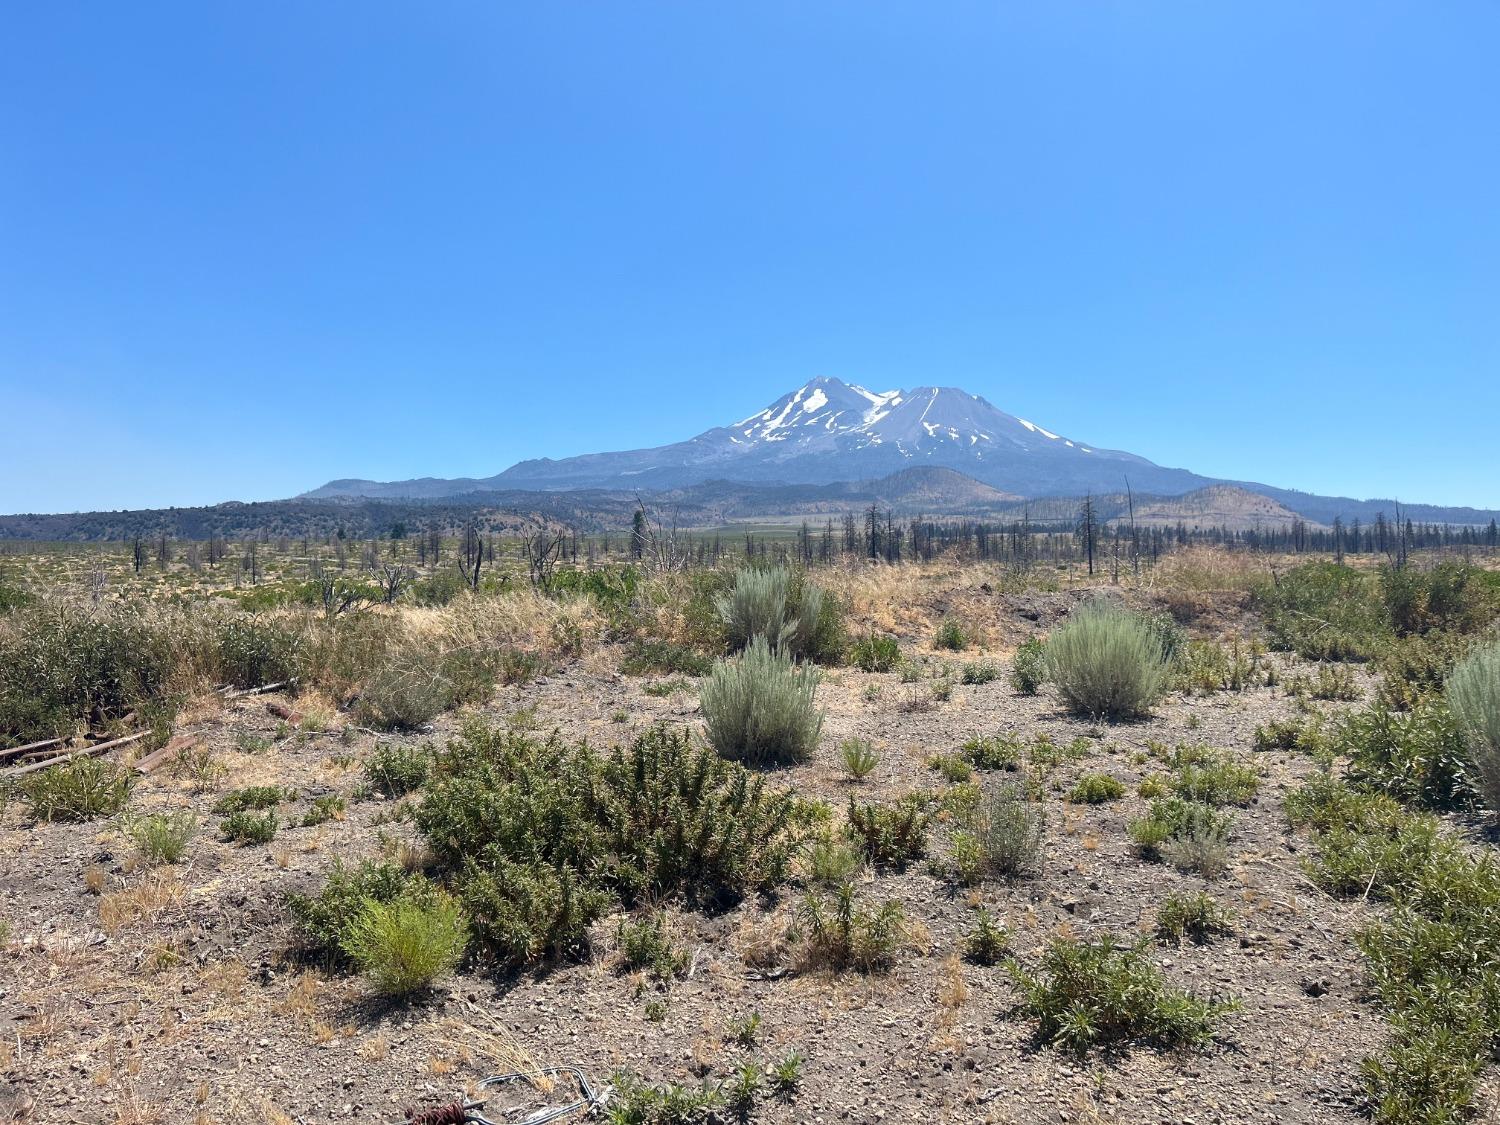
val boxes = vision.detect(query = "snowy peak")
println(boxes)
[732,377,903,443]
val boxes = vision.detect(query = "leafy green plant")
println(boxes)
[1010,636,1047,694]
[212,785,286,815]
[700,637,823,767]
[365,742,431,797]
[124,811,195,865]
[618,914,687,981]
[927,753,973,783]
[770,1051,803,1096]
[1164,746,1260,807]
[961,733,1023,771]
[839,737,878,781]
[1129,798,1233,878]
[287,859,438,959]
[1067,773,1125,804]
[963,907,1011,965]
[21,757,133,822]
[849,632,900,673]
[961,661,1000,685]
[1044,600,1171,720]
[1254,562,1389,662]
[301,794,346,826]
[846,795,932,869]
[949,781,1045,882]
[621,639,715,678]
[220,809,278,844]
[801,829,862,885]
[340,892,467,996]
[933,618,968,651]
[1341,700,1470,810]
[1008,934,1239,1054]
[727,1010,761,1047]
[607,1072,724,1125]
[797,882,904,973]
[1154,892,1235,945]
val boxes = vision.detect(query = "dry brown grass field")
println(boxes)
[2,543,1499,1125]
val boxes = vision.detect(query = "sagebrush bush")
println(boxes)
[714,566,842,662]
[797,882,904,973]
[1045,600,1170,720]
[125,812,195,865]
[341,892,467,996]
[950,782,1045,882]
[699,637,823,767]
[1010,636,1047,694]
[22,757,133,822]
[1008,934,1239,1054]
[1447,638,1500,814]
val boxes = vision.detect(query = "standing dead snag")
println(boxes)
[525,531,565,588]
[458,520,484,590]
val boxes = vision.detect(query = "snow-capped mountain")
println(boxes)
[304,377,1216,499]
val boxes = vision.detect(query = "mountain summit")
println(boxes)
[304,377,1211,499]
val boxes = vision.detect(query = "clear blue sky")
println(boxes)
[3,3,1497,513]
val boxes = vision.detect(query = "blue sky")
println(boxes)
[3,3,1497,513]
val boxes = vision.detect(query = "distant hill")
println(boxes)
[0,471,1388,543]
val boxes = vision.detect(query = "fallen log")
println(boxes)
[3,731,149,779]
[133,734,198,775]
[266,700,304,724]
[0,737,66,763]
[224,680,293,701]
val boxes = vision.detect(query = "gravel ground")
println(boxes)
[0,590,1434,1125]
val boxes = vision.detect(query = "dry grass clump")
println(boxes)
[1150,546,1271,594]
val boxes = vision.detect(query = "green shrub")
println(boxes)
[1010,636,1047,694]
[933,617,968,651]
[0,601,176,746]
[617,914,686,981]
[846,795,931,869]
[839,737,878,781]
[801,829,862,885]
[607,1072,724,1124]
[770,1051,803,1096]
[220,809,278,844]
[962,907,1011,965]
[1129,798,1233,877]
[950,782,1045,882]
[849,632,900,672]
[411,569,469,607]
[1342,700,1470,810]
[1253,716,1329,755]
[1068,773,1125,804]
[365,742,431,797]
[1008,934,1239,1054]
[1382,560,1498,638]
[125,811,195,865]
[1044,600,1170,720]
[927,753,973,783]
[1155,892,1235,945]
[714,566,842,662]
[620,639,714,678]
[797,882,904,973]
[287,859,437,958]
[961,661,1001,685]
[1165,746,1260,807]
[301,795,346,826]
[1175,638,1261,694]
[961,733,1024,771]
[413,723,793,965]
[214,615,302,688]
[22,757,133,822]
[1377,630,1472,711]
[1448,637,1500,815]
[341,892,467,996]
[699,637,823,767]
[1289,772,1500,1122]
[212,785,286,814]
[357,641,499,730]
[1254,561,1389,661]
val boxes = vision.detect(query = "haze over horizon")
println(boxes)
[4,4,1498,512]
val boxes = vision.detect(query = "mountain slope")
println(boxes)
[305,376,1214,499]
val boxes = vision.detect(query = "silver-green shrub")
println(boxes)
[700,636,823,766]
[1447,638,1500,813]
[1045,599,1171,720]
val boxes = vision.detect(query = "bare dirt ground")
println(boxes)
[1,586,1404,1125]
